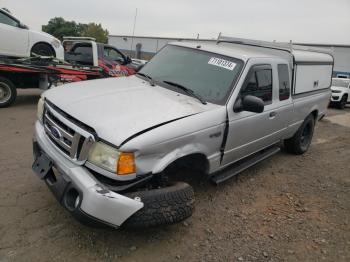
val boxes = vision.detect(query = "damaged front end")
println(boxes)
[33,124,145,228]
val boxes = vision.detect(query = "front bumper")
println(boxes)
[33,121,144,228]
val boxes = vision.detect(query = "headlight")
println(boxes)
[87,142,136,175]
[332,90,341,93]
[51,39,61,49]
[37,97,45,122]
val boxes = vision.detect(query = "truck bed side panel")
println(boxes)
[286,90,331,138]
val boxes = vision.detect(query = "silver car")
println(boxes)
[32,37,333,228]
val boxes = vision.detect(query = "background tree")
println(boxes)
[42,18,109,43]
[42,17,82,40]
[81,23,109,43]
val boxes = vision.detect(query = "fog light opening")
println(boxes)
[64,188,80,211]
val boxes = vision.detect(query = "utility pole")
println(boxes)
[130,8,138,57]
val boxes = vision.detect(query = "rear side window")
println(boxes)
[241,65,273,104]
[278,64,290,100]
[0,11,18,27]
[74,46,92,56]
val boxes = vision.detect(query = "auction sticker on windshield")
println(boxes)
[208,57,236,71]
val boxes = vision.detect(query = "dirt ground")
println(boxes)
[0,89,349,262]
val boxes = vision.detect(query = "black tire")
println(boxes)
[0,76,17,108]
[123,182,194,229]
[338,95,347,109]
[31,43,55,57]
[284,114,315,155]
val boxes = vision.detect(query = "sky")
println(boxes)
[1,0,349,45]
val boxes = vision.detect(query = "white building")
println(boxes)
[108,35,350,78]
[108,35,214,60]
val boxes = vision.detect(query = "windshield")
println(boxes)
[332,78,350,88]
[138,45,244,105]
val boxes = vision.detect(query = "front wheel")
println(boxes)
[123,182,195,228]
[284,114,315,155]
[31,43,55,57]
[0,76,17,108]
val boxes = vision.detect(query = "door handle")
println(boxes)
[269,111,277,118]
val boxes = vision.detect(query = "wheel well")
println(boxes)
[163,153,209,176]
[31,42,56,57]
[311,110,318,120]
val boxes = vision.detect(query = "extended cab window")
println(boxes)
[241,65,272,104]
[104,47,124,63]
[278,64,290,100]
[0,11,19,27]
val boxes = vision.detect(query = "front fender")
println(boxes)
[151,143,209,174]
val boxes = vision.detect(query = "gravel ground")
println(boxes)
[0,89,349,262]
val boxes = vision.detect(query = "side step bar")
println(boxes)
[210,146,280,185]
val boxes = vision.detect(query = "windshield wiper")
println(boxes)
[136,72,155,86]
[163,80,207,105]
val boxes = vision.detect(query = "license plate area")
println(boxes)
[32,153,53,179]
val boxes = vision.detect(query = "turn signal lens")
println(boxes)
[117,153,136,175]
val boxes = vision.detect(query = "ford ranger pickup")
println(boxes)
[32,36,333,228]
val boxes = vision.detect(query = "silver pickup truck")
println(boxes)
[32,37,333,228]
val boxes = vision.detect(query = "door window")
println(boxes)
[278,64,290,100]
[0,11,19,27]
[240,65,273,104]
[103,47,124,63]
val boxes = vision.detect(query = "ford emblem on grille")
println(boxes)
[50,126,62,140]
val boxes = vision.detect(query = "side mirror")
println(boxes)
[18,22,28,29]
[126,56,132,64]
[234,95,264,113]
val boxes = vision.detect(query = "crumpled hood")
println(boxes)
[44,76,217,146]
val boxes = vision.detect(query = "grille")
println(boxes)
[43,103,95,162]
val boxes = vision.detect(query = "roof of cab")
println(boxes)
[170,41,287,62]
[170,41,333,64]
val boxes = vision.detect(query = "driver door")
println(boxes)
[0,10,28,57]
[221,61,284,166]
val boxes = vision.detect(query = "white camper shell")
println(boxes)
[217,36,333,96]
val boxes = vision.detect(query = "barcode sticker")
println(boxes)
[208,57,236,71]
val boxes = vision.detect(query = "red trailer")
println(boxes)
[0,57,102,107]
[0,37,146,108]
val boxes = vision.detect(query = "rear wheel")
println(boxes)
[284,114,315,155]
[0,76,17,108]
[31,43,55,57]
[338,95,347,109]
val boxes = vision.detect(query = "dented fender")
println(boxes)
[152,144,209,174]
